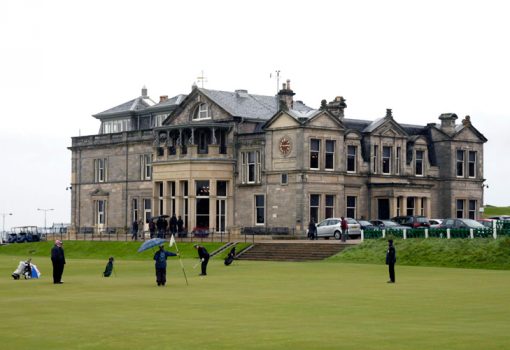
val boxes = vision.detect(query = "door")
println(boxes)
[378,199,390,219]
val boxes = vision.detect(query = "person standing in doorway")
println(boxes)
[153,245,177,286]
[386,239,396,283]
[51,240,66,284]
[194,244,210,276]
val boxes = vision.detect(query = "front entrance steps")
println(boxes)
[235,241,357,262]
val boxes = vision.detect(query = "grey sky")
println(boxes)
[1,0,509,229]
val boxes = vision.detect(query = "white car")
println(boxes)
[429,219,443,228]
[314,218,361,239]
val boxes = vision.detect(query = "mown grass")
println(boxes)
[0,252,509,350]
[331,237,510,270]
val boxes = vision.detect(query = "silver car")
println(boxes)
[315,218,361,239]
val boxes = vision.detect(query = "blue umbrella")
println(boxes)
[137,238,166,253]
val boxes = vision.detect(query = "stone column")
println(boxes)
[416,196,422,216]
[391,197,398,218]
[401,196,408,216]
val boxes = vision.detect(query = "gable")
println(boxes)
[453,126,487,142]
[369,119,408,137]
[266,112,300,129]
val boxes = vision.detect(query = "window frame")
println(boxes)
[456,150,465,178]
[193,103,210,120]
[325,140,335,171]
[456,199,465,218]
[255,194,265,225]
[347,145,357,173]
[415,150,424,176]
[468,151,476,178]
[346,196,357,219]
[310,139,321,170]
[382,146,392,175]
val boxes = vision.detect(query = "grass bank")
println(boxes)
[0,241,248,260]
[483,205,510,217]
[331,237,510,270]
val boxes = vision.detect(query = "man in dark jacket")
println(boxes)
[177,216,184,235]
[169,214,178,235]
[341,217,348,242]
[194,244,210,276]
[386,239,396,283]
[308,220,317,240]
[153,245,177,286]
[51,240,66,284]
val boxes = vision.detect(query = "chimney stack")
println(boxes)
[438,113,458,135]
[141,86,147,97]
[277,79,295,111]
[326,96,347,119]
[159,95,168,103]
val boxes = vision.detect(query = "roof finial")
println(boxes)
[141,85,147,97]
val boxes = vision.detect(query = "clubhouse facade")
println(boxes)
[69,82,487,234]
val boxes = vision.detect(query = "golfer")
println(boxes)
[386,239,396,283]
[154,245,177,286]
[51,240,66,284]
[194,244,210,276]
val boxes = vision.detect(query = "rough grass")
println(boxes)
[483,206,510,217]
[0,254,509,350]
[331,237,510,270]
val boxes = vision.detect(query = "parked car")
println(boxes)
[391,215,430,228]
[429,219,443,228]
[440,218,485,229]
[314,218,361,239]
[371,220,409,230]
[477,219,495,228]
[358,220,376,230]
[488,215,510,221]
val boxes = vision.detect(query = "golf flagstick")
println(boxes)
[170,234,188,286]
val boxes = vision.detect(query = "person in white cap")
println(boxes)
[51,240,66,284]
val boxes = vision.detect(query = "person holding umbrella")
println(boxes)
[154,245,178,286]
[194,244,210,276]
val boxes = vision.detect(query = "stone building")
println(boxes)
[69,82,487,234]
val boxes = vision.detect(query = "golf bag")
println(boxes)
[12,259,40,279]
[103,257,114,277]
[224,247,236,266]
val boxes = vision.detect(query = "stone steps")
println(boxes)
[236,242,354,262]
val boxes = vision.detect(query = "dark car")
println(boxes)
[391,215,430,228]
[477,219,495,228]
[440,218,485,229]
[371,220,409,230]
[358,220,376,230]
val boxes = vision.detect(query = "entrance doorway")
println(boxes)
[378,198,390,219]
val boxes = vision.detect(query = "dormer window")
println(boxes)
[193,103,210,120]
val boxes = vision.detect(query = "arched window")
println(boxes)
[193,103,209,120]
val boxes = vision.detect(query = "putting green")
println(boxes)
[0,255,508,349]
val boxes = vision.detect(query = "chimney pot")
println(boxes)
[159,95,168,103]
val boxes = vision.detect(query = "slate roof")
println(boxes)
[146,94,187,112]
[199,88,313,120]
[94,96,156,119]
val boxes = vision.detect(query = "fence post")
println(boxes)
[382,229,386,238]
[470,229,474,239]
[447,228,451,239]
[361,229,364,242]
[403,229,407,240]
[493,220,497,239]
[425,228,429,239]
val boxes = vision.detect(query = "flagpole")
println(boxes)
[170,234,189,286]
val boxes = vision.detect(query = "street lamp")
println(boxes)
[1,212,12,233]
[37,208,54,229]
